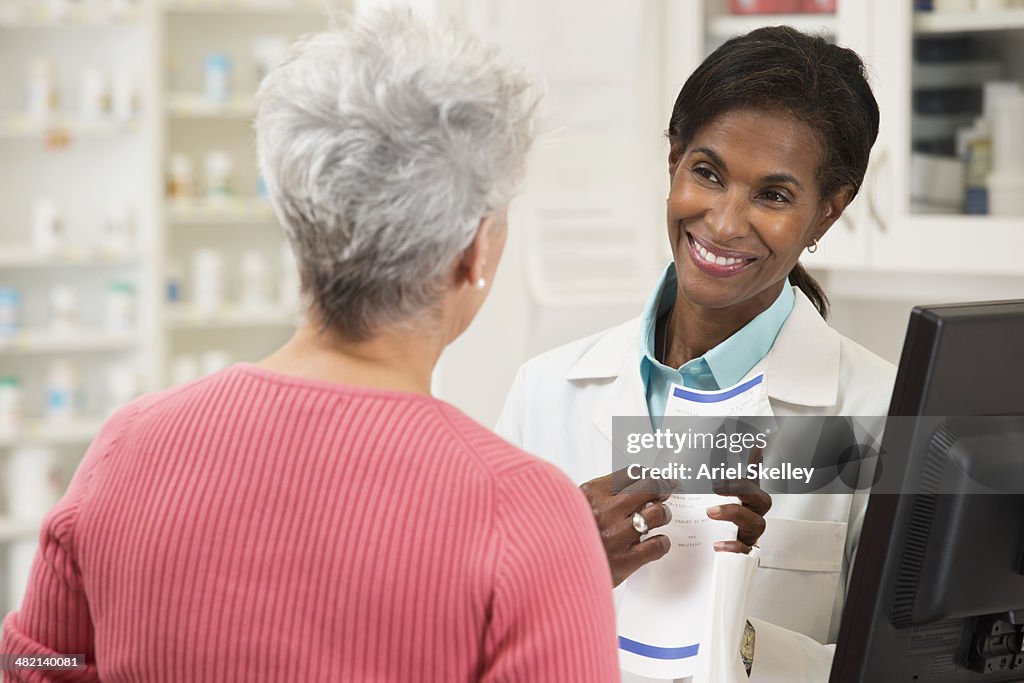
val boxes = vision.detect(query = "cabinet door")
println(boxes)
[802,0,874,271]
[866,1,1024,276]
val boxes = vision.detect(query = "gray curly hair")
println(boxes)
[255,9,541,340]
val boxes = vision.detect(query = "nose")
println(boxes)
[704,189,752,243]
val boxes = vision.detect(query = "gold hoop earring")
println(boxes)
[807,239,818,254]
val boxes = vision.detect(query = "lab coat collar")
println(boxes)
[566,287,840,442]
[764,289,840,407]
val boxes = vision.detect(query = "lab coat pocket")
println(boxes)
[749,518,847,643]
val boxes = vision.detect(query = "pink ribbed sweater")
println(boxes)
[2,364,619,682]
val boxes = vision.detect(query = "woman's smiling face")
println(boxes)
[667,108,847,316]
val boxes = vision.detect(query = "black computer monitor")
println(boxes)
[830,300,1024,682]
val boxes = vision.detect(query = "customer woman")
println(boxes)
[1,11,619,682]
[497,27,896,682]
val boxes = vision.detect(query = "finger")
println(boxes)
[707,503,767,547]
[618,534,672,580]
[608,466,641,494]
[713,539,753,554]
[636,501,672,532]
[748,444,764,469]
[610,477,679,514]
[607,465,684,494]
[711,479,772,516]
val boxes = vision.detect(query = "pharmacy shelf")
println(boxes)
[162,1,325,16]
[0,330,140,355]
[0,247,140,269]
[914,8,1024,34]
[0,418,105,449]
[0,115,140,140]
[0,518,38,543]
[707,13,836,40]
[166,93,257,119]
[167,197,274,224]
[0,12,142,29]
[167,305,298,329]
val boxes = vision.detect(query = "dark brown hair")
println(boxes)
[668,26,880,318]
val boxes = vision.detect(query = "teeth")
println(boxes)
[694,239,742,267]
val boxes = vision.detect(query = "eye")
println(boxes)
[760,190,790,204]
[692,165,721,185]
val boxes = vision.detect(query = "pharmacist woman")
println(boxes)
[496,27,896,683]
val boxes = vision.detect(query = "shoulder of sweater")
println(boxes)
[434,402,580,487]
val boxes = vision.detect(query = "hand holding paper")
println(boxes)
[579,466,678,586]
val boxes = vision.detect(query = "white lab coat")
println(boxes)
[495,288,897,683]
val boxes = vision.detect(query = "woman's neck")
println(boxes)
[256,320,446,396]
[662,283,783,368]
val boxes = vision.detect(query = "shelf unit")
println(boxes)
[0,247,141,268]
[166,196,274,224]
[0,114,141,138]
[0,330,140,354]
[157,1,326,390]
[166,305,297,329]
[707,13,836,40]
[0,0,162,614]
[162,0,326,15]
[0,0,333,617]
[0,419,108,449]
[166,93,257,118]
[913,8,1024,34]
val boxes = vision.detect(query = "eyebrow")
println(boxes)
[689,146,805,192]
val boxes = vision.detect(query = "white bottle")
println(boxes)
[205,151,233,200]
[27,59,58,121]
[192,249,223,315]
[239,250,270,310]
[168,154,195,200]
[204,53,231,104]
[103,204,134,253]
[33,197,63,253]
[50,285,79,333]
[105,281,136,332]
[80,68,109,120]
[5,447,60,522]
[46,361,78,422]
[0,288,20,340]
[0,376,23,433]
[106,363,138,416]
[111,69,136,123]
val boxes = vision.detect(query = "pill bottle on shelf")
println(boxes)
[0,376,23,434]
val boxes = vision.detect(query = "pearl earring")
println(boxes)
[475,278,486,290]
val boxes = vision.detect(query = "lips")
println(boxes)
[686,233,759,278]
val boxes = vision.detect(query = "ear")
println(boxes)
[457,214,499,289]
[812,185,855,244]
[668,142,684,179]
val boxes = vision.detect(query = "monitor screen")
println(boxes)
[830,300,1024,682]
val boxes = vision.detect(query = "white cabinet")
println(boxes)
[869,2,1024,276]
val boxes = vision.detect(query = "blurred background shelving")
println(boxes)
[0,0,332,618]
